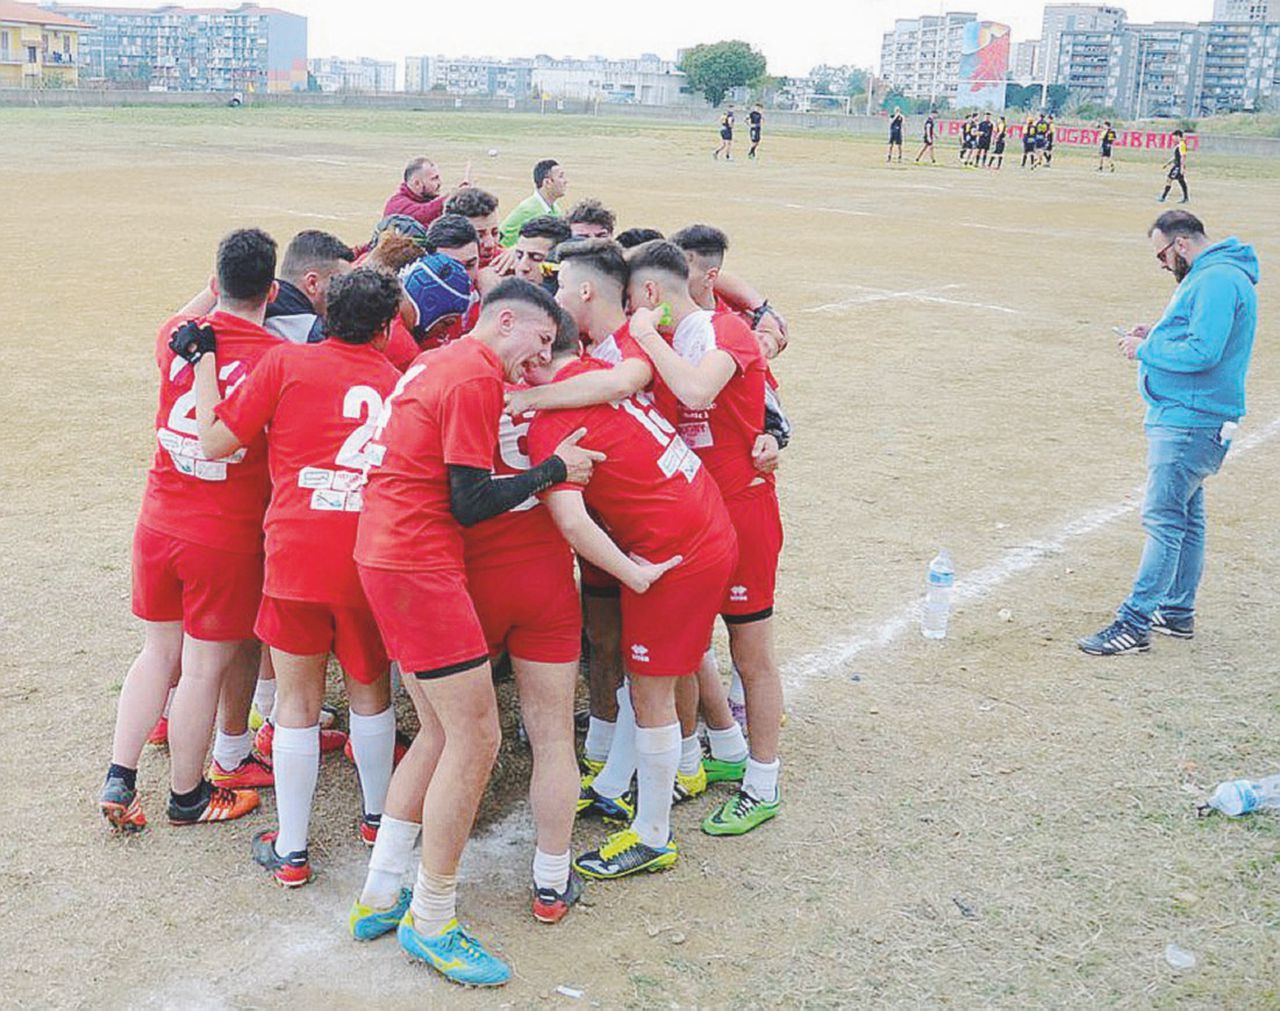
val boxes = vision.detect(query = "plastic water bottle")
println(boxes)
[1205,774,1280,817]
[922,549,955,639]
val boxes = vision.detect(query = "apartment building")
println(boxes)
[309,55,394,93]
[44,2,306,91]
[878,11,978,103]
[1,0,88,88]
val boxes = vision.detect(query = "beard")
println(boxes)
[1171,253,1191,283]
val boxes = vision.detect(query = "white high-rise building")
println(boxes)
[1012,38,1041,81]
[308,56,395,93]
[879,11,978,103]
[404,55,433,93]
[1212,0,1274,21]
[1040,4,1127,82]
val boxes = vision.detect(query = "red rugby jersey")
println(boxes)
[216,340,401,605]
[527,358,734,571]
[354,339,503,572]
[461,382,570,571]
[136,310,279,554]
[666,310,771,502]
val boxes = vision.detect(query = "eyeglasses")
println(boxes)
[1155,239,1176,267]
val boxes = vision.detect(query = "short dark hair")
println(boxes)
[551,304,580,354]
[324,268,403,345]
[520,215,572,245]
[279,230,354,283]
[216,228,276,302]
[403,156,434,183]
[558,238,629,291]
[482,277,561,321]
[1171,129,1184,137]
[1149,209,1206,240]
[616,227,664,249]
[566,198,616,235]
[626,239,690,282]
[426,213,479,253]
[444,187,499,220]
[533,159,559,188]
[671,224,729,267]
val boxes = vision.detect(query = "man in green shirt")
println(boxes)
[499,159,568,247]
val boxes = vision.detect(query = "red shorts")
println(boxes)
[469,552,580,664]
[131,523,262,642]
[721,488,783,622]
[254,595,389,685]
[579,557,620,597]
[621,544,736,677]
[357,564,488,677]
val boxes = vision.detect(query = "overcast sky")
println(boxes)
[74,0,1219,76]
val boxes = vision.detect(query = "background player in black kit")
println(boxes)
[1159,130,1190,203]
[988,115,1007,170]
[748,104,764,160]
[886,106,904,163]
[975,113,994,168]
[714,106,735,160]
[915,109,937,164]
[1098,121,1118,172]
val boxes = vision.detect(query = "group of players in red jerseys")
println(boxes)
[100,159,792,987]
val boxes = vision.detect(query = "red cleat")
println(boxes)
[147,717,169,747]
[344,732,411,767]
[209,752,274,789]
[255,721,347,760]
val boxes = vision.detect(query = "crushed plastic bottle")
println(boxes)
[922,549,955,640]
[1204,774,1280,817]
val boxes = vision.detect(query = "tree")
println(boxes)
[679,40,767,107]
[1046,84,1070,114]
[880,88,906,112]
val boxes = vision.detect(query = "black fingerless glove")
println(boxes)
[169,321,217,365]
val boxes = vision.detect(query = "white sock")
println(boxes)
[410,866,457,937]
[679,734,703,776]
[583,717,616,763]
[592,683,636,799]
[743,756,780,803]
[349,706,396,818]
[532,847,571,893]
[272,724,320,855]
[728,663,746,706]
[162,686,176,718]
[252,678,276,719]
[360,814,420,909]
[707,723,749,763]
[633,723,679,848]
[212,729,253,770]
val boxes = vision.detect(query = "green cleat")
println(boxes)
[703,756,747,784]
[702,787,780,836]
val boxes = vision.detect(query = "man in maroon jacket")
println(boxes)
[383,157,470,230]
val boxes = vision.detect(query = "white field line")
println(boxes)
[804,284,1021,315]
[781,413,1280,690]
[242,204,352,221]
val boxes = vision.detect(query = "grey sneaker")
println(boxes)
[1077,620,1151,656]
[1152,611,1195,639]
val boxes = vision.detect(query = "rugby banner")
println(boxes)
[938,119,1199,151]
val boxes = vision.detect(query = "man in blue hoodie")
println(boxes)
[1079,211,1260,656]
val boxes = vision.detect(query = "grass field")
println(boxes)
[1,106,1278,1007]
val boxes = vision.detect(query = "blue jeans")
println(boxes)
[1118,425,1229,632]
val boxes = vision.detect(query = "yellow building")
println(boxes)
[0,0,89,88]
